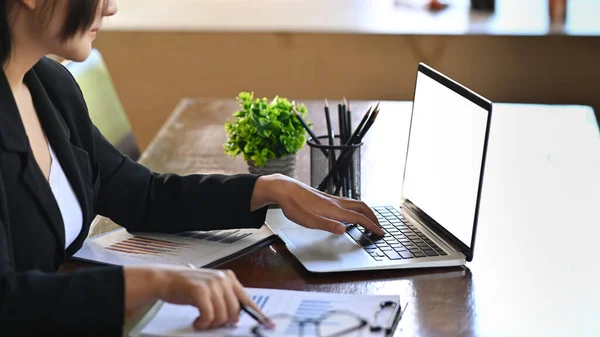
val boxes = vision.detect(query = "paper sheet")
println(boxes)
[73,226,275,268]
[136,288,400,337]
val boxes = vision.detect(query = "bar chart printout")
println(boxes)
[73,226,275,268]
[136,288,401,337]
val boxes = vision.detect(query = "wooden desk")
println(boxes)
[81,99,600,336]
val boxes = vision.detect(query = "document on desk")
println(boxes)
[132,288,402,337]
[72,225,276,268]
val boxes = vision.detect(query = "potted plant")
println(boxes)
[224,92,310,177]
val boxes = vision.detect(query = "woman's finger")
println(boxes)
[207,278,229,328]
[231,278,270,323]
[221,270,241,323]
[330,208,384,236]
[338,199,381,228]
[300,211,346,234]
[192,284,215,330]
[308,185,382,233]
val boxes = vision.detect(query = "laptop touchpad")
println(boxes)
[279,228,362,261]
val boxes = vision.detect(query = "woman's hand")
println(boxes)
[124,265,266,330]
[251,174,384,236]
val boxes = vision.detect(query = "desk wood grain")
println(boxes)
[76,99,600,337]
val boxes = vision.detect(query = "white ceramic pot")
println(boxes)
[247,153,296,177]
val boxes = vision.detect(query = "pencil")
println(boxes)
[324,100,335,149]
[294,110,328,157]
[294,110,320,145]
[186,263,273,328]
[345,99,355,199]
[347,106,372,146]
[318,111,365,192]
[342,97,350,139]
[324,99,336,193]
[338,103,348,197]
[339,106,380,194]
[337,103,345,144]
[318,104,380,192]
[357,106,380,141]
[344,98,352,144]
[341,98,351,198]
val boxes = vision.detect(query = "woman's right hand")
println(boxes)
[123,265,266,330]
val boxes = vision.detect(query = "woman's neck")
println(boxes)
[3,47,44,93]
[2,12,47,93]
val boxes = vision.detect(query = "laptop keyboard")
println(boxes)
[345,206,448,261]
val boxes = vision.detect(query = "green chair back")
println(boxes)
[65,49,140,160]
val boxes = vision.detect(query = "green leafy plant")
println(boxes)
[224,92,310,167]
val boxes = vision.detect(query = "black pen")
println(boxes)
[241,303,273,328]
[186,264,274,328]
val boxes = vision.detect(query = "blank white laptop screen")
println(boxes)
[402,70,489,249]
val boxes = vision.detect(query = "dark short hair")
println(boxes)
[0,0,101,65]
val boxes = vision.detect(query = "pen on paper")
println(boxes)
[185,263,274,329]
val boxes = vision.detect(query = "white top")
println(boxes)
[48,144,83,249]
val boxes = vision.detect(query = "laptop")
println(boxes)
[265,63,493,273]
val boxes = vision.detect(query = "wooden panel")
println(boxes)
[93,32,600,150]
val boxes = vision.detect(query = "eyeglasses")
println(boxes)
[251,301,401,337]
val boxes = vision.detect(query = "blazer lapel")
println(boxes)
[0,67,67,255]
[24,70,92,253]
[0,65,28,153]
[22,156,66,251]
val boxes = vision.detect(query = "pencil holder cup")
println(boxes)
[307,135,362,200]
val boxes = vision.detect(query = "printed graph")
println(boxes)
[105,229,253,257]
[77,226,275,269]
[175,229,253,244]
[294,300,334,319]
[251,295,270,310]
[288,300,335,336]
[106,236,190,256]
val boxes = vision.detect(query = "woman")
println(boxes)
[0,0,383,335]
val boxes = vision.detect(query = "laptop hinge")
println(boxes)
[401,201,465,255]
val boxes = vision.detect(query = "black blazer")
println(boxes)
[0,57,268,336]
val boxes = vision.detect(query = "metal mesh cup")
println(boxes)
[307,135,362,200]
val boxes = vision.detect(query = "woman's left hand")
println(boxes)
[251,174,384,236]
